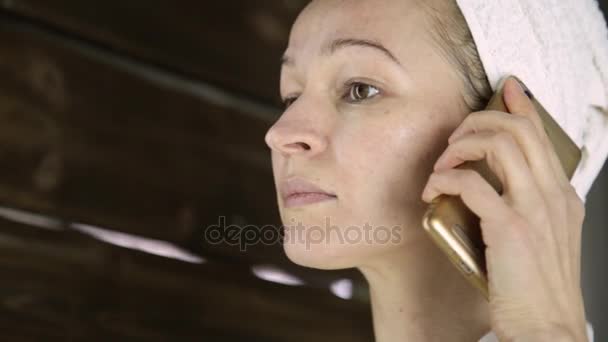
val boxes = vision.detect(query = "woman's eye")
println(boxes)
[282,96,298,109]
[281,83,379,109]
[346,82,380,102]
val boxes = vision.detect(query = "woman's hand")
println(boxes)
[421,76,589,341]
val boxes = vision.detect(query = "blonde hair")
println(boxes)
[419,0,492,112]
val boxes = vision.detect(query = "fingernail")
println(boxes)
[512,76,534,99]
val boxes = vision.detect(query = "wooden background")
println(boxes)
[0,1,606,341]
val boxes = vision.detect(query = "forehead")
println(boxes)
[286,0,430,58]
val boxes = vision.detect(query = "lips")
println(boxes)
[280,177,337,208]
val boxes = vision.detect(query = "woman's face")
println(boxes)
[265,0,470,270]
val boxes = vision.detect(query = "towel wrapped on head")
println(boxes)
[454,0,608,202]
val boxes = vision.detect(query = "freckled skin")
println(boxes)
[265,0,470,269]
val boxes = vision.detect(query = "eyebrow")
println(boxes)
[281,38,402,68]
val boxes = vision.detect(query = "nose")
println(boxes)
[264,110,329,158]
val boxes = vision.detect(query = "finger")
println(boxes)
[447,109,563,200]
[503,76,570,188]
[505,77,586,284]
[422,168,567,300]
[421,167,519,248]
[436,130,544,209]
[505,77,589,277]
[443,111,570,271]
[434,131,546,232]
[506,77,580,280]
[566,190,586,288]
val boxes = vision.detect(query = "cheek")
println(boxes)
[334,110,445,216]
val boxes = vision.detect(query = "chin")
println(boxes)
[279,210,410,270]
[282,234,400,271]
[278,211,354,269]
[283,241,356,270]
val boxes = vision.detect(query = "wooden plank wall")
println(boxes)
[0,2,374,340]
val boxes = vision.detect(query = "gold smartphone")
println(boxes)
[421,75,582,300]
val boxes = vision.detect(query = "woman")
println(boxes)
[264,0,606,340]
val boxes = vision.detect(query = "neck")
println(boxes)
[358,232,491,342]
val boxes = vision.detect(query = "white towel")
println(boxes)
[454,0,608,202]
